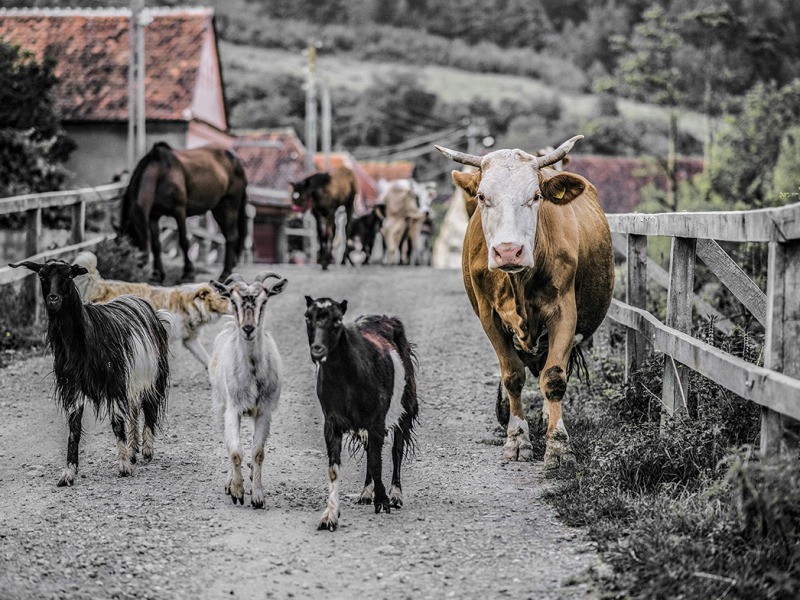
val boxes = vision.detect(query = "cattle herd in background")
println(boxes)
[7,134,612,531]
[291,167,436,269]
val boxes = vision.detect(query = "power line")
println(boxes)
[354,126,465,160]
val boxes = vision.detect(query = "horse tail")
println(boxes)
[232,153,249,260]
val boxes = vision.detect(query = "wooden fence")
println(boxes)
[606,202,800,457]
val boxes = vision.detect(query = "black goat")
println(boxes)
[304,296,418,531]
[345,205,385,265]
[10,260,171,486]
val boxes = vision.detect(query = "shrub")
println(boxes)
[92,237,149,282]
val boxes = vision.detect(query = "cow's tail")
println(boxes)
[567,343,590,383]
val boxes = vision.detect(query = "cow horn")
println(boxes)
[535,135,584,168]
[254,271,282,284]
[434,145,482,168]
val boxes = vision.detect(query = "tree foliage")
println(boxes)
[0,40,74,198]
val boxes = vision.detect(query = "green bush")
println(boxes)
[92,237,149,282]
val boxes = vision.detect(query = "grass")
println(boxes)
[536,324,800,599]
[219,41,709,142]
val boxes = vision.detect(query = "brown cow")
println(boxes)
[291,166,357,270]
[436,136,614,473]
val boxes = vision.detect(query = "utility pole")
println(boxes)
[136,4,151,160]
[304,42,318,174]
[127,0,143,172]
[321,83,332,171]
[465,117,488,155]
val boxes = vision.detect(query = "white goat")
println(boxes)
[208,272,288,508]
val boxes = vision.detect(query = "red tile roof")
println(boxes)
[234,128,307,208]
[0,7,217,124]
[361,161,415,183]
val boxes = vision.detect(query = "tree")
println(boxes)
[0,40,74,200]
[600,4,684,211]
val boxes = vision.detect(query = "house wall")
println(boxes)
[63,122,186,186]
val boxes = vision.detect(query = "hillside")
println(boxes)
[220,41,708,148]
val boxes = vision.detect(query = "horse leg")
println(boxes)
[174,211,195,281]
[341,201,355,265]
[211,202,240,282]
[149,218,166,282]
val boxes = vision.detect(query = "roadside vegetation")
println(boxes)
[530,322,800,599]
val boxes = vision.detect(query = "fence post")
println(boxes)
[662,237,696,419]
[626,233,648,379]
[24,207,42,324]
[71,200,86,244]
[762,240,800,456]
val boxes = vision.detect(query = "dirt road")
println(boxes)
[0,265,597,600]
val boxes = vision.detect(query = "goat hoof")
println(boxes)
[57,465,76,487]
[118,461,133,477]
[374,497,391,514]
[356,496,373,505]
[251,489,265,509]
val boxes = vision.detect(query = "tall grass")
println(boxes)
[541,323,800,599]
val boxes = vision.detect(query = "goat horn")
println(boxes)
[535,135,584,168]
[434,145,482,167]
[223,273,244,285]
[254,271,282,284]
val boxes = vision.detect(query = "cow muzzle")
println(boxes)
[490,242,529,272]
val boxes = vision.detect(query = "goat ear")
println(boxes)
[211,280,230,297]
[339,300,348,315]
[266,278,288,297]
[305,295,315,307]
[69,264,88,278]
[9,260,42,272]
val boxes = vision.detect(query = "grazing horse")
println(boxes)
[291,166,357,270]
[121,142,248,282]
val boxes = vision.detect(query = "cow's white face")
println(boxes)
[475,149,541,272]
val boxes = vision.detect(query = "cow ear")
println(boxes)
[452,170,480,198]
[540,173,585,205]
[305,295,315,307]
[339,300,348,315]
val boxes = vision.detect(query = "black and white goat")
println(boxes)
[209,272,288,508]
[304,296,418,531]
[10,260,171,486]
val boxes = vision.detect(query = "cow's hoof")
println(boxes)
[251,487,265,509]
[57,465,76,487]
[502,437,533,462]
[544,436,576,477]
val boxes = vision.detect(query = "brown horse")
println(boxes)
[291,166,357,270]
[121,142,248,282]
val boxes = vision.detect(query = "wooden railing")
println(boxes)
[606,202,800,457]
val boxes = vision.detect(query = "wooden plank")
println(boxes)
[662,237,696,417]
[23,208,43,323]
[0,183,124,216]
[611,233,735,334]
[606,201,800,243]
[626,234,648,378]
[0,234,116,286]
[696,238,767,326]
[71,200,86,244]
[762,240,800,455]
[606,299,800,420]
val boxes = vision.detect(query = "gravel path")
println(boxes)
[0,265,598,600]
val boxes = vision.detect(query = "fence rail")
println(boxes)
[605,202,800,457]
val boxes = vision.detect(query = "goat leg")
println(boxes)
[224,408,245,505]
[111,415,133,477]
[58,404,84,487]
[319,426,342,531]
[250,410,272,509]
[367,430,390,514]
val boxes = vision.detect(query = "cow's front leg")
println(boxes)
[540,306,578,475]
[319,423,343,531]
[58,403,84,486]
[500,361,533,462]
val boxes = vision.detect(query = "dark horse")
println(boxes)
[121,142,248,282]
[291,166,357,270]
